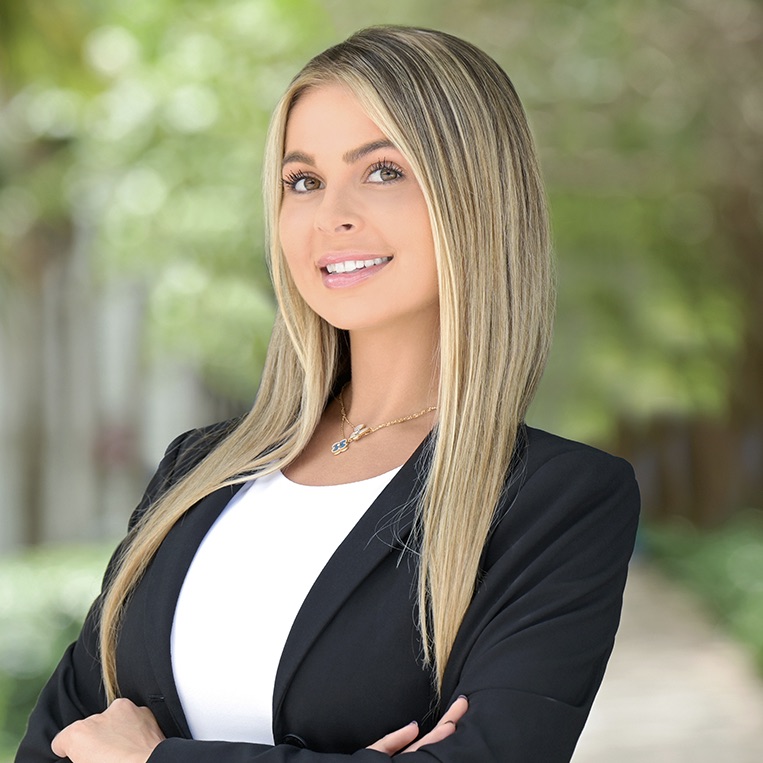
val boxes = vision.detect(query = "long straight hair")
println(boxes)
[98,25,554,702]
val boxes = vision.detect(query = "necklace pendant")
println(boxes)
[348,424,369,443]
[331,438,349,455]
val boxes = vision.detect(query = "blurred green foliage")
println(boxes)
[1,0,334,398]
[646,512,763,674]
[0,544,112,760]
[3,0,758,434]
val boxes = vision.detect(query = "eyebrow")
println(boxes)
[282,139,396,167]
[343,139,395,164]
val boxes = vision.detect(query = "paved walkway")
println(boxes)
[572,561,763,762]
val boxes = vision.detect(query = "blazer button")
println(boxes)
[281,733,307,748]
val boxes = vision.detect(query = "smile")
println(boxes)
[324,257,392,274]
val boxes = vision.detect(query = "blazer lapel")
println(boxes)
[141,483,244,738]
[272,436,431,724]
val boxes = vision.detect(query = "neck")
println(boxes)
[344,319,439,424]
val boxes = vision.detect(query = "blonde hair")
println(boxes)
[99,25,553,701]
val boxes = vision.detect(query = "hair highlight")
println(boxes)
[99,25,553,701]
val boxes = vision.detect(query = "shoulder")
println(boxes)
[516,425,637,493]
[487,426,640,555]
[166,417,242,475]
[128,418,241,530]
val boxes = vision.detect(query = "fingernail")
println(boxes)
[408,720,419,727]
[458,694,468,700]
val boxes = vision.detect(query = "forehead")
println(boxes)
[283,84,388,151]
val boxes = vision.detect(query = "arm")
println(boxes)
[15,424,232,763]
[49,698,469,763]
[427,448,640,761]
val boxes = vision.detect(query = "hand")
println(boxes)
[51,698,165,763]
[367,695,468,756]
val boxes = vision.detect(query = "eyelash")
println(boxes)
[282,170,314,191]
[368,158,405,182]
[281,159,405,192]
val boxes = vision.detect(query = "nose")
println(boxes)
[314,187,362,234]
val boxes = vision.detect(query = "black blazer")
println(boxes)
[16,422,639,763]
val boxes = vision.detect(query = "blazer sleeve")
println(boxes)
[146,447,639,763]
[431,447,641,761]
[14,425,227,763]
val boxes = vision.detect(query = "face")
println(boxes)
[278,84,439,334]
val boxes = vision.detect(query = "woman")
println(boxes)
[17,25,639,763]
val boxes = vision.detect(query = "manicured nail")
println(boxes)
[408,720,419,727]
[458,694,467,700]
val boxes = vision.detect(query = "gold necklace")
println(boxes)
[330,384,437,455]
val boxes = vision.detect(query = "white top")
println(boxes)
[170,467,400,744]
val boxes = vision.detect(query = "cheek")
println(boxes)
[278,206,294,247]
[278,208,307,269]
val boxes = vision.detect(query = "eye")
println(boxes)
[367,160,404,184]
[282,171,323,193]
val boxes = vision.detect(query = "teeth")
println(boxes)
[325,257,390,274]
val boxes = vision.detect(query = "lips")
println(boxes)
[325,256,392,274]
[319,254,393,288]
